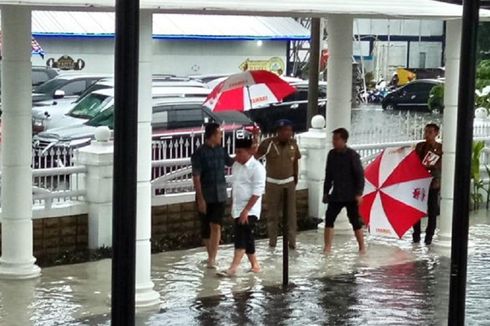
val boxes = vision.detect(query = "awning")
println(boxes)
[30,12,310,41]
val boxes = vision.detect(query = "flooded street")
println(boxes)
[1,209,489,325]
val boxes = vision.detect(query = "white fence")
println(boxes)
[6,112,490,215]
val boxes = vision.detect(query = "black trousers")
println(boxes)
[413,188,440,242]
[234,216,258,255]
[325,201,364,231]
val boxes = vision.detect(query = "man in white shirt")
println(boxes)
[220,130,266,277]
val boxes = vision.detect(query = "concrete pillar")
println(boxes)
[325,15,354,234]
[135,10,160,308]
[0,6,40,279]
[437,20,462,247]
[76,129,114,249]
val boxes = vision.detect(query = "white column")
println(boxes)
[76,130,114,249]
[437,20,461,247]
[0,6,40,279]
[325,15,354,234]
[297,116,328,219]
[135,10,160,308]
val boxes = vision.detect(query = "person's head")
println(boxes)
[275,119,294,142]
[204,122,222,146]
[234,130,254,164]
[332,128,349,150]
[424,123,440,142]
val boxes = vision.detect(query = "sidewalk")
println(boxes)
[1,210,489,325]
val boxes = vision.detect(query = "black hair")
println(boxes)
[204,123,221,140]
[332,128,349,141]
[425,123,440,133]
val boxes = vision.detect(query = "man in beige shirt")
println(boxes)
[255,119,301,249]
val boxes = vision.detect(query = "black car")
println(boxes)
[381,79,444,112]
[31,74,109,104]
[245,82,327,133]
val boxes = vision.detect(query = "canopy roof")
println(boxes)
[31,12,309,40]
[1,0,490,20]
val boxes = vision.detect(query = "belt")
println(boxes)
[267,176,294,185]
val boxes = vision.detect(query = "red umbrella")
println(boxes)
[359,147,433,238]
[203,70,296,112]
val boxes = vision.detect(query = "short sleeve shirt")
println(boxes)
[191,144,234,203]
[256,137,301,180]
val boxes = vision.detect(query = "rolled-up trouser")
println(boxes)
[265,181,297,247]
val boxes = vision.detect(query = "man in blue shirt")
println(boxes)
[192,123,234,269]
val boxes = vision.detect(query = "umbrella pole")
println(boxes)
[448,0,479,325]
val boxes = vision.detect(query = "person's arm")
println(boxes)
[191,151,206,213]
[323,152,333,203]
[352,152,365,204]
[293,142,301,185]
[239,164,266,224]
[254,138,269,160]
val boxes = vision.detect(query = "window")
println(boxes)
[168,105,204,129]
[152,111,169,128]
[32,70,50,86]
[61,80,87,96]
[67,93,112,119]
[85,106,114,129]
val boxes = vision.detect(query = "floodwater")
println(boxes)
[1,210,489,326]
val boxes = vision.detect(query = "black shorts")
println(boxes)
[325,201,363,231]
[234,216,258,255]
[199,202,226,239]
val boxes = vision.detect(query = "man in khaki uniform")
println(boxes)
[256,119,301,249]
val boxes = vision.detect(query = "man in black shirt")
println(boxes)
[192,123,234,269]
[323,128,366,254]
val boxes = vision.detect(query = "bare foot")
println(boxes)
[249,265,261,273]
[359,247,367,255]
[323,246,332,254]
[207,260,217,269]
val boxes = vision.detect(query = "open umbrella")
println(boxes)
[203,70,296,112]
[359,147,433,238]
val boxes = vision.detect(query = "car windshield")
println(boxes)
[67,93,112,119]
[33,78,67,94]
[75,83,113,103]
[85,105,114,129]
[210,109,252,125]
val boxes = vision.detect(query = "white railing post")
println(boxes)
[76,128,114,249]
[296,116,328,219]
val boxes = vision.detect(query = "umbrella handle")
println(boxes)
[247,85,253,110]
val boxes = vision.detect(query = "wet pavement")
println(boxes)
[1,209,489,325]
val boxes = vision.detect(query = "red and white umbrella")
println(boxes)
[359,147,433,238]
[203,70,296,112]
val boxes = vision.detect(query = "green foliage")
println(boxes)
[471,141,487,210]
[428,85,444,113]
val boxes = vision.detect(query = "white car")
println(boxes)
[33,86,211,133]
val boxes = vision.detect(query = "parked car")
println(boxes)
[32,85,211,133]
[31,74,109,104]
[32,98,253,167]
[381,79,444,112]
[246,81,327,133]
[0,65,58,93]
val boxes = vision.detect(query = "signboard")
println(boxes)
[46,55,85,71]
[239,57,285,74]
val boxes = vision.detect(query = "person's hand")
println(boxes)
[322,194,329,204]
[356,195,363,206]
[239,209,249,224]
[197,198,207,214]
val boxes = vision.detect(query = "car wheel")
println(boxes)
[384,103,397,111]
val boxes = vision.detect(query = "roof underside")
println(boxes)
[31,12,310,40]
[1,0,490,20]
